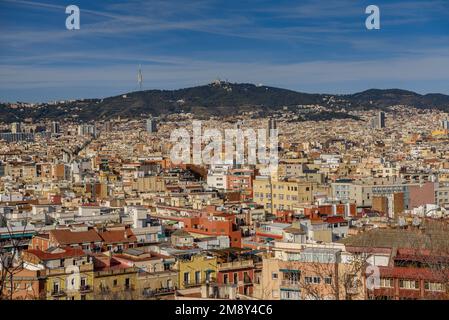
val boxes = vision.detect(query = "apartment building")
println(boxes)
[131,175,166,193]
[342,223,449,300]
[253,176,316,212]
[434,184,449,208]
[21,247,95,300]
[258,243,365,300]
[92,254,138,299]
[113,248,178,298]
[332,179,435,210]
[206,164,230,190]
[226,168,254,199]
[175,254,218,290]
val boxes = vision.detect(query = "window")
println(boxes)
[305,276,320,284]
[399,279,419,290]
[224,274,229,284]
[125,278,130,289]
[100,281,107,292]
[113,279,118,287]
[195,271,201,284]
[272,272,278,280]
[324,277,332,285]
[280,289,300,300]
[380,278,393,288]
[53,282,59,294]
[184,272,190,284]
[233,273,238,284]
[425,282,444,292]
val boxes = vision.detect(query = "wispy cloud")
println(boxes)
[0,0,448,101]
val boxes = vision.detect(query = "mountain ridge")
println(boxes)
[1,82,449,123]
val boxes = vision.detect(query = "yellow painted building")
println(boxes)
[175,255,218,289]
[93,266,139,299]
[253,177,317,212]
[21,248,95,300]
[45,263,94,300]
[431,129,449,137]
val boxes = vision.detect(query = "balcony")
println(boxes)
[51,290,66,297]
[124,284,135,291]
[183,279,215,288]
[79,285,92,293]
[142,287,176,297]
[218,260,254,271]
[346,286,359,295]
[280,280,301,289]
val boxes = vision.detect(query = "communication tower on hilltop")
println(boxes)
[138,65,143,90]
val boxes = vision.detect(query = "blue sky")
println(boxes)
[0,0,448,102]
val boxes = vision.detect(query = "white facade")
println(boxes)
[206,165,229,190]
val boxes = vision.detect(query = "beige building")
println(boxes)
[253,176,317,212]
[131,175,166,193]
[256,242,365,300]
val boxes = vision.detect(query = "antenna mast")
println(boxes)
[138,65,143,90]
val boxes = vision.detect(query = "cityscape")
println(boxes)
[1,0,449,306]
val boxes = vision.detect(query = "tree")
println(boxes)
[0,212,32,300]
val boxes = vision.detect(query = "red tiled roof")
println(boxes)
[114,253,161,262]
[25,247,86,261]
[379,266,449,282]
[395,248,449,264]
[50,229,103,245]
[325,216,346,224]
[98,229,137,244]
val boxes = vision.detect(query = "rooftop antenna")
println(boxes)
[138,65,143,91]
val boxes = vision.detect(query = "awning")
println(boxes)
[280,288,301,292]
[279,269,300,273]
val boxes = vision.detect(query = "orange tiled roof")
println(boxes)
[98,229,137,244]
[25,247,86,261]
[50,229,103,245]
